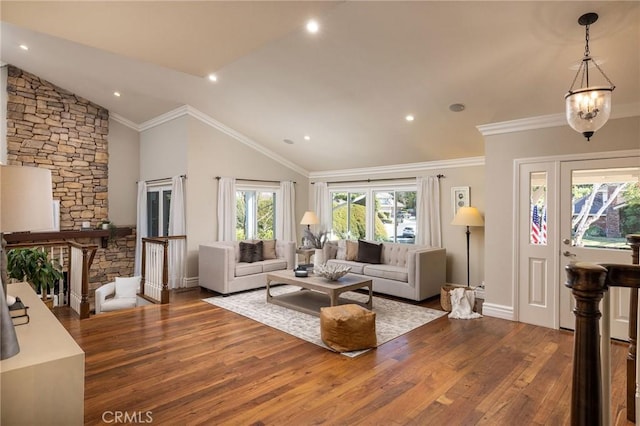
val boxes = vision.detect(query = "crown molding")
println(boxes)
[476,102,640,136]
[309,156,485,180]
[110,112,140,131]
[184,106,309,177]
[120,105,309,177]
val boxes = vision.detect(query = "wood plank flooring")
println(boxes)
[53,288,633,425]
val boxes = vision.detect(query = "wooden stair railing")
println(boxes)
[140,236,186,304]
[7,240,97,319]
[566,260,640,425]
[627,234,640,421]
[68,242,98,319]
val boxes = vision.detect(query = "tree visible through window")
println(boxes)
[236,189,276,240]
[330,187,417,244]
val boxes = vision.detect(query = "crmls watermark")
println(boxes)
[102,411,153,424]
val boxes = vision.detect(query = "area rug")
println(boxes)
[203,285,446,357]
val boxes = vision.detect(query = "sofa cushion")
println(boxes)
[326,259,366,275]
[101,297,137,312]
[239,241,263,263]
[261,259,288,272]
[235,262,263,277]
[363,264,409,283]
[262,239,277,259]
[357,240,382,264]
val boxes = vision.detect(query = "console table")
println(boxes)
[1,282,84,425]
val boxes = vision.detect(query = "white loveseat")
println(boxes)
[321,240,446,301]
[199,240,296,295]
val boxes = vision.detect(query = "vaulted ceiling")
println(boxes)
[1,1,638,173]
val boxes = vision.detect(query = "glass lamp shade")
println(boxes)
[565,86,613,140]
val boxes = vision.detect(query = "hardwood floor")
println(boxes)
[54,289,633,425]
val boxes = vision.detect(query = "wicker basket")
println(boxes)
[440,285,458,312]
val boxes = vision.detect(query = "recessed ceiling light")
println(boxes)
[208,73,218,82]
[304,135,311,141]
[449,103,465,112]
[405,115,415,122]
[283,139,294,145]
[113,92,121,97]
[306,19,319,34]
[19,44,28,51]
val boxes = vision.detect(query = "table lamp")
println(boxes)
[300,211,319,247]
[1,165,54,359]
[451,206,484,288]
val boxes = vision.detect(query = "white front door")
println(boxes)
[559,157,640,340]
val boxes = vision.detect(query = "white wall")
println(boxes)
[483,116,640,317]
[107,119,139,226]
[140,116,188,181]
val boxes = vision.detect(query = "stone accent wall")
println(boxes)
[5,65,134,298]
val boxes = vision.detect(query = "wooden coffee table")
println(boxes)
[266,270,373,317]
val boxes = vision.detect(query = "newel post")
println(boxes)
[565,262,608,426]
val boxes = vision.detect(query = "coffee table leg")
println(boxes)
[330,291,338,306]
[366,283,373,310]
[266,278,273,303]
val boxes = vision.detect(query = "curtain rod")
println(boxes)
[215,176,296,184]
[311,174,444,185]
[138,174,186,184]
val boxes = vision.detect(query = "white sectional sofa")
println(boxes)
[199,240,296,295]
[321,240,446,301]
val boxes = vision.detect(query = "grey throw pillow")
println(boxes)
[356,240,382,264]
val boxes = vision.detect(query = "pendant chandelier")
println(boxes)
[565,12,615,141]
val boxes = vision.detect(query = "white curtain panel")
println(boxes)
[217,177,236,241]
[168,175,186,289]
[276,181,296,242]
[416,176,442,247]
[134,180,148,276]
[313,181,332,231]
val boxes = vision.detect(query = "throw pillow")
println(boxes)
[262,239,277,259]
[356,240,383,264]
[323,241,338,261]
[239,241,256,263]
[115,276,140,299]
[345,240,359,261]
[252,240,264,263]
[336,240,347,260]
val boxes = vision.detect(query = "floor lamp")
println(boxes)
[451,206,485,288]
[1,165,54,360]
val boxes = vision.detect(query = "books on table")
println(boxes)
[9,297,30,326]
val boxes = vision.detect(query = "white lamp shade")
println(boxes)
[565,86,612,135]
[300,210,320,226]
[451,206,484,227]
[1,165,54,232]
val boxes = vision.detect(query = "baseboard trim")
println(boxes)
[183,277,200,288]
[482,302,515,321]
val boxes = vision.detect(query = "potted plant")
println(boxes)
[7,247,63,308]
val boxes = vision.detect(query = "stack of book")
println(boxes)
[9,297,29,326]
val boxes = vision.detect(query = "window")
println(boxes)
[331,191,366,240]
[330,187,417,244]
[236,188,276,240]
[147,185,171,237]
[374,190,416,244]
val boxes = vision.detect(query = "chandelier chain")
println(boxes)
[584,24,591,57]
